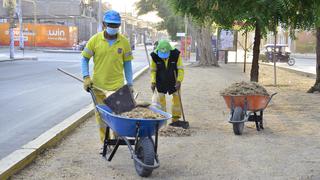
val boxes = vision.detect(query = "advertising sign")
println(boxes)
[0,23,78,48]
[218,29,237,51]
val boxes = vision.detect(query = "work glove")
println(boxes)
[175,81,181,91]
[83,76,92,92]
[151,83,156,92]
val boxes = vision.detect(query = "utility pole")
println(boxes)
[23,0,37,48]
[18,0,24,51]
[89,7,93,37]
[273,25,278,86]
[97,0,102,32]
[7,0,17,59]
[243,30,248,73]
[184,15,188,61]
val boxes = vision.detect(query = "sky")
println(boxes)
[103,0,162,23]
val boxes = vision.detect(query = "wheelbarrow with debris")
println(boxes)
[88,85,171,177]
[222,93,277,135]
[57,68,172,177]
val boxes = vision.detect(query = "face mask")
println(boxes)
[106,27,119,35]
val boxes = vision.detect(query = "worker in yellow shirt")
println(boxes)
[150,39,185,127]
[81,10,133,142]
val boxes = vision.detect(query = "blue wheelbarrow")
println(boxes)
[56,68,171,177]
[89,89,172,177]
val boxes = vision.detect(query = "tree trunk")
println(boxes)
[307,27,320,93]
[195,24,218,66]
[250,22,261,82]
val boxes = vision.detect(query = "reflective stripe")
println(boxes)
[125,51,132,57]
[84,47,94,56]
[151,67,157,72]
[177,66,184,69]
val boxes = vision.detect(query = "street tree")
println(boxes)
[280,0,319,93]
[286,0,320,93]
[169,0,222,66]
[170,0,293,82]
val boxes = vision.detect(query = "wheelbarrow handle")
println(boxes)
[88,88,98,106]
[57,68,105,93]
[270,92,278,99]
[264,92,277,109]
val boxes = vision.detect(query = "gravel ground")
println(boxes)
[13,64,320,180]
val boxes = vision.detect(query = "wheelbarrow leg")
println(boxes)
[155,123,159,154]
[108,138,120,161]
[254,112,260,131]
[102,127,110,157]
[260,110,264,129]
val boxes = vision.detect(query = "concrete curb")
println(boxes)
[0,65,150,180]
[221,62,316,78]
[0,57,38,62]
[42,50,81,54]
[0,104,93,180]
[261,63,316,78]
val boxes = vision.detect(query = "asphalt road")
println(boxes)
[0,46,150,159]
[227,50,317,75]
[274,57,316,75]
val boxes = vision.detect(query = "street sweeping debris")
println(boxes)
[119,107,165,119]
[159,126,192,137]
[220,81,269,96]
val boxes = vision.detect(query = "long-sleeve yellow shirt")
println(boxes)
[150,55,184,83]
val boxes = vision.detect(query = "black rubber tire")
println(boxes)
[287,58,295,66]
[232,107,244,135]
[134,137,155,177]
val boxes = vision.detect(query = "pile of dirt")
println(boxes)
[159,126,192,137]
[220,81,269,96]
[119,107,165,119]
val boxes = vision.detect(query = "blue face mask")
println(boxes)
[106,27,119,35]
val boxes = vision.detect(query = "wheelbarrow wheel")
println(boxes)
[134,137,155,177]
[232,107,244,135]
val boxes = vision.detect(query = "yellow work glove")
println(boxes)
[83,76,92,92]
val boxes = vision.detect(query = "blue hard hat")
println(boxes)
[103,10,121,24]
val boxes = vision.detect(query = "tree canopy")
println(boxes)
[136,0,184,40]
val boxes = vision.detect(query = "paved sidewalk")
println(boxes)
[42,50,81,53]
[0,56,38,62]
[13,64,320,179]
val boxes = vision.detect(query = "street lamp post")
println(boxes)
[18,0,24,51]
[6,0,17,59]
[22,0,37,48]
[97,0,102,32]
[184,15,188,61]
[89,7,93,37]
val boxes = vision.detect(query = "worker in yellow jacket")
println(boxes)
[81,10,133,142]
[150,39,184,127]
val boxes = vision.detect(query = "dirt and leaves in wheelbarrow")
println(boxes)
[221,81,277,135]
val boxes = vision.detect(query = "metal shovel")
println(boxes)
[173,71,190,129]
